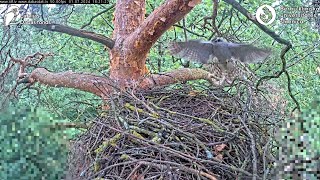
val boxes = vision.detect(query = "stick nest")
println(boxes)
[68,83,285,180]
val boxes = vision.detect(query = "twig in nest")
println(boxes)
[129,90,158,115]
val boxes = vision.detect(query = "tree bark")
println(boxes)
[25,68,113,98]
[109,0,201,84]
[23,67,210,99]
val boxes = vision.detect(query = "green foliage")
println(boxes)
[0,106,71,180]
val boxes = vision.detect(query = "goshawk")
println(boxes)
[168,38,271,86]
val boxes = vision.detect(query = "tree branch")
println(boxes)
[32,24,115,49]
[222,0,291,47]
[81,4,115,29]
[125,0,202,54]
[18,68,210,99]
[139,68,210,89]
[212,0,221,36]
[24,68,114,98]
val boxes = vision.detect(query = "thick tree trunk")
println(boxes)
[109,0,148,83]
[109,0,201,85]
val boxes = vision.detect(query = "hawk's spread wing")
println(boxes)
[168,40,271,64]
[227,43,271,63]
[168,40,214,64]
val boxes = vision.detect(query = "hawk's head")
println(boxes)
[211,37,225,43]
